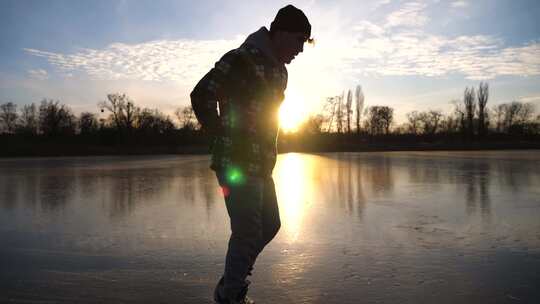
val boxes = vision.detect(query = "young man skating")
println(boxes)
[191,5,312,303]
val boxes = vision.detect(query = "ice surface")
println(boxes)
[1,151,539,303]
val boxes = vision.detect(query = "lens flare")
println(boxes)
[226,167,245,185]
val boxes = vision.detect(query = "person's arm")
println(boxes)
[190,50,245,135]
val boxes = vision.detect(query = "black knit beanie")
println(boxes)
[270,5,311,39]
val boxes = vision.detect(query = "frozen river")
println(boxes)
[1,151,539,303]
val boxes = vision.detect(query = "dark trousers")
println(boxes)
[216,172,281,299]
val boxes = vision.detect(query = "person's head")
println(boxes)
[269,5,313,64]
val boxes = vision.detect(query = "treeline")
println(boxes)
[292,82,540,138]
[0,93,205,155]
[0,94,202,136]
[1,83,539,156]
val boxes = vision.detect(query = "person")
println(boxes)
[190,5,312,304]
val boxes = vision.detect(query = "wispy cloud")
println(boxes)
[370,0,392,11]
[353,21,386,37]
[27,69,49,80]
[23,1,540,96]
[345,3,540,80]
[25,37,243,84]
[385,2,429,28]
[450,1,469,8]
[518,95,540,104]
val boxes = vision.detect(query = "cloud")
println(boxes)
[21,0,540,111]
[24,0,540,84]
[341,2,540,80]
[518,95,540,104]
[450,1,469,8]
[385,2,429,28]
[27,69,49,80]
[353,21,386,37]
[371,0,392,11]
[24,37,244,85]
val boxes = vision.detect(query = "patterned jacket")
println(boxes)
[190,27,288,178]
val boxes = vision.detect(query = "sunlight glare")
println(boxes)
[273,153,314,243]
[279,89,308,133]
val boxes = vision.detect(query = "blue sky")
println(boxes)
[1,0,539,123]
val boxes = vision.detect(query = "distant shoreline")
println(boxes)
[1,141,539,158]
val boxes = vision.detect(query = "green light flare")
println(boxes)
[226,167,245,185]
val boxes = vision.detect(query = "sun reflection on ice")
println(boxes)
[273,153,314,243]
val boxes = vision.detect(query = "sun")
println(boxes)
[279,89,308,133]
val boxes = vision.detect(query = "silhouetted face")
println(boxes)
[274,31,308,64]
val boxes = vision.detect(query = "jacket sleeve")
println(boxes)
[190,50,245,135]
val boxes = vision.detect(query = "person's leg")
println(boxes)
[216,172,265,300]
[247,176,281,275]
[258,176,281,253]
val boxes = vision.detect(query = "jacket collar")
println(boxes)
[241,27,282,66]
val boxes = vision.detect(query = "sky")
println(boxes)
[1,0,540,124]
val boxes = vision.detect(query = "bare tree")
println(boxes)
[355,85,364,134]
[515,102,535,124]
[18,103,38,135]
[300,114,324,134]
[406,111,421,134]
[463,87,476,137]
[39,99,76,136]
[380,106,394,135]
[138,108,175,134]
[491,101,535,133]
[440,114,459,134]
[0,102,19,134]
[336,93,344,134]
[419,110,443,135]
[99,93,139,132]
[504,102,525,131]
[175,105,200,130]
[323,96,338,132]
[79,112,98,135]
[492,104,505,132]
[508,102,535,134]
[504,102,520,130]
[452,99,466,134]
[477,82,489,136]
[364,106,393,135]
[346,89,352,133]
